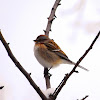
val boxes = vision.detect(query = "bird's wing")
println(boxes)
[44,40,89,71]
[44,40,71,61]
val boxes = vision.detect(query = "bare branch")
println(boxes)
[44,0,61,36]
[53,31,100,99]
[0,31,48,100]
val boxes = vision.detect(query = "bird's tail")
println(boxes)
[62,57,89,71]
[71,61,89,71]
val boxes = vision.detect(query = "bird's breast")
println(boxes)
[34,44,62,68]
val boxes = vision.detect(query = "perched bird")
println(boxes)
[34,35,88,71]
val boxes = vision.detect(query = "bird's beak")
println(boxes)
[33,40,37,42]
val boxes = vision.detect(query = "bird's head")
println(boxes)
[34,35,50,43]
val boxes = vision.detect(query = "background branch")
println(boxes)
[0,31,48,100]
[81,95,89,100]
[0,86,4,90]
[52,31,100,99]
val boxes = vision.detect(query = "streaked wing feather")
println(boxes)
[44,41,70,61]
[44,41,89,71]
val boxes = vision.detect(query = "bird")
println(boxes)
[34,35,88,71]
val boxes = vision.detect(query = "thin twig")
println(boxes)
[0,31,48,100]
[53,31,100,99]
[0,86,4,89]
[44,0,61,36]
[81,95,89,100]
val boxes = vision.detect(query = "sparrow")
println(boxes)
[34,35,88,71]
